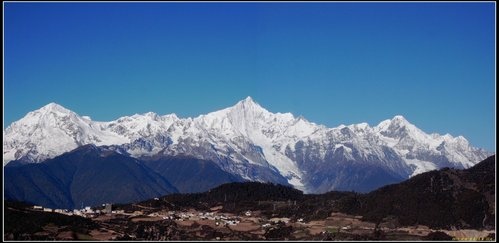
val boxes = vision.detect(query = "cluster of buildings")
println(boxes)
[32,203,304,229]
[145,210,258,226]
[146,209,300,228]
[31,203,115,218]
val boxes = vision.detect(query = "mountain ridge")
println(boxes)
[3,97,492,193]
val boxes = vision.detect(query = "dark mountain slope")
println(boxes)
[142,156,245,193]
[302,162,406,193]
[5,145,178,209]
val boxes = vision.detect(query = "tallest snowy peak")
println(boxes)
[238,96,257,106]
[243,96,254,102]
[231,96,268,113]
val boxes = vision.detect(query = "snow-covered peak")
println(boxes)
[105,111,180,141]
[131,112,158,119]
[455,135,468,143]
[243,96,255,103]
[348,122,371,131]
[375,115,421,138]
[3,103,128,164]
[230,96,269,114]
[7,103,79,130]
[193,97,273,134]
[39,102,71,113]
[34,102,74,118]
[144,112,159,120]
[162,113,179,120]
[392,115,408,122]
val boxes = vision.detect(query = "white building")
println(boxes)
[269,217,290,224]
[74,209,82,216]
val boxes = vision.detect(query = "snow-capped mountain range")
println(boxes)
[3,97,492,193]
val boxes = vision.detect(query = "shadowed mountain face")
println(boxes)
[301,162,406,193]
[5,145,178,209]
[4,146,250,209]
[141,156,246,193]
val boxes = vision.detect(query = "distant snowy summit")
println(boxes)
[3,97,492,193]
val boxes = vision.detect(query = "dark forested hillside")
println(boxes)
[333,155,496,229]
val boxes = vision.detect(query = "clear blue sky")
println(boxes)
[4,2,495,151]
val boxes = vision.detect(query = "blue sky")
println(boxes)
[4,2,496,151]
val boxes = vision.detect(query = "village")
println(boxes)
[32,202,298,228]
[30,201,373,240]
[29,201,488,241]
